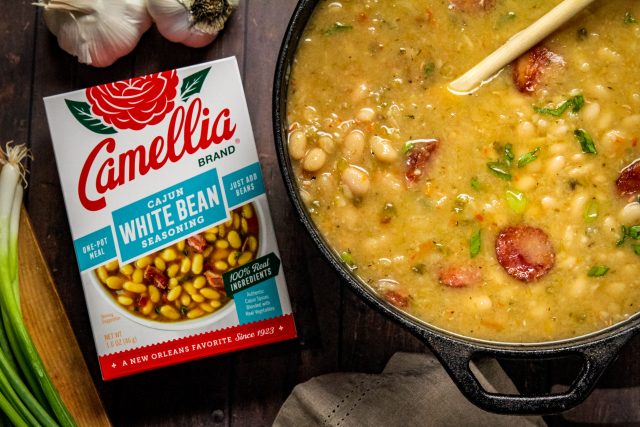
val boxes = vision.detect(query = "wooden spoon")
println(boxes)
[448,0,597,94]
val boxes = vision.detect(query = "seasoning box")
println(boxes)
[43,57,297,380]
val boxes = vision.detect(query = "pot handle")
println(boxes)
[422,331,633,415]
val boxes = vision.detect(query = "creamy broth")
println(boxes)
[286,0,640,342]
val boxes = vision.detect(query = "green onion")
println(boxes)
[402,141,415,154]
[323,22,353,35]
[470,176,481,191]
[574,129,597,154]
[624,12,637,24]
[587,266,609,277]
[0,143,76,427]
[583,199,599,223]
[517,147,541,168]
[628,225,640,239]
[423,62,436,78]
[487,162,512,180]
[469,230,481,258]
[340,250,356,270]
[503,143,514,166]
[534,95,585,116]
[616,225,628,246]
[634,244,640,256]
[505,189,528,214]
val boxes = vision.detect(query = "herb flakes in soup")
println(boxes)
[286,0,640,342]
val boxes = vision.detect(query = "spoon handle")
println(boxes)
[449,0,597,94]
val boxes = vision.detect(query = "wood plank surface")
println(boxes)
[3,0,639,425]
[19,210,111,427]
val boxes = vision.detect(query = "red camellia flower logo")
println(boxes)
[86,70,179,131]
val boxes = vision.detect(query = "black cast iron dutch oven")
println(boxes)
[272,0,640,415]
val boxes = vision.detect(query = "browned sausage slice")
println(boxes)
[616,160,640,196]
[405,139,439,184]
[439,266,481,288]
[495,226,555,282]
[512,46,564,94]
[383,290,409,308]
[449,0,496,12]
[186,233,207,253]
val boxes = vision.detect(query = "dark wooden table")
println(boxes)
[2,1,639,425]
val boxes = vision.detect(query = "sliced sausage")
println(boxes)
[383,290,409,308]
[495,226,555,282]
[143,265,168,290]
[512,46,564,94]
[405,139,439,184]
[439,265,481,288]
[616,160,640,196]
[186,233,207,253]
[449,0,496,12]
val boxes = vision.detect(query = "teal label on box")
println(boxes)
[112,168,227,264]
[222,162,265,208]
[73,226,117,271]
[234,279,283,324]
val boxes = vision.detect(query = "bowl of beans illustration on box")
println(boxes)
[93,202,262,330]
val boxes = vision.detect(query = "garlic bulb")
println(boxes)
[146,0,239,48]
[37,0,152,67]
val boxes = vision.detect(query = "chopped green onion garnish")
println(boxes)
[503,143,514,166]
[340,251,356,269]
[629,225,640,239]
[323,22,353,35]
[534,95,584,116]
[624,12,637,24]
[517,147,541,168]
[574,129,597,154]
[634,244,640,255]
[505,189,528,214]
[616,225,628,246]
[583,199,599,223]
[487,162,512,180]
[587,266,609,277]
[470,230,481,258]
[423,62,436,77]
[402,141,415,154]
[470,176,482,191]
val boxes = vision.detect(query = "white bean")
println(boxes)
[341,166,370,196]
[351,83,369,102]
[570,194,588,219]
[343,130,366,161]
[318,135,336,153]
[619,202,640,224]
[597,110,614,132]
[302,148,327,172]
[517,121,536,138]
[582,102,600,122]
[288,131,307,160]
[622,115,640,131]
[473,295,493,311]
[601,130,625,150]
[356,107,376,122]
[541,196,557,210]
[516,175,536,191]
[546,155,566,175]
[370,136,398,163]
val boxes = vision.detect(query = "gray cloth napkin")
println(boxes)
[274,352,546,427]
